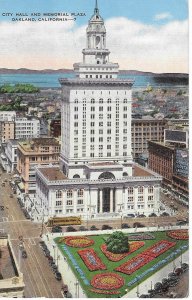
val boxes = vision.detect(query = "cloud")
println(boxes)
[0,17,188,73]
[154,12,173,21]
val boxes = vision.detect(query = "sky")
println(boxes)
[0,0,189,73]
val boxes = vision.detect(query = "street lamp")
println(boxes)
[74,280,79,298]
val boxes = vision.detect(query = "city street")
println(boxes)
[0,171,63,298]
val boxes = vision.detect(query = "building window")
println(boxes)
[67,190,73,198]
[77,199,83,205]
[56,200,62,206]
[148,187,154,194]
[67,200,73,206]
[128,196,134,202]
[77,189,84,197]
[138,196,144,202]
[56,190,62,198]
[148,196,154,201]
[99,107,103,111]
[99,98,103,103]
[128,187,134,194]
[91,99,95,104]
[138,186,144,194]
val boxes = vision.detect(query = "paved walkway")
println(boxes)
[42,227,188,298]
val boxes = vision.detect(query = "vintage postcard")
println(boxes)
[0,0,189,298]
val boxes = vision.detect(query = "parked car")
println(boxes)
[149,213,157,217]
[79,226,87,231]
[52,226,62,233]
[181,263,189,272]
[55,272,62,281]
[161,212,170,217]
[137,214,146,218]
[176,220,187,226]
[102,224,113,230]
[22,249,27,258]
[121,223,130,229]
[133,222,145,228]
[66,226,77,232]
[62,284,68,296]
[126,214,135,218]
[90,225,99,231]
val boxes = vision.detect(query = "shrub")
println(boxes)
[105,231,129,254]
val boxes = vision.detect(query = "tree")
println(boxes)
[105,231,129,254]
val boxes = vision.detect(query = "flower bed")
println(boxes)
[115,254,154,275]
[91,273,124,290]
[129,233,155,241]
[141,240,176,258]
[167,230,189,240]
[101,241,145,262]
[64,236,94,248]
[116,240,176,275]
[90,288,120,295]
[78,248,106,271]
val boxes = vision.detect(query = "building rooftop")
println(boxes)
[19,138,60,152]
[0,241,17,279]
[133,164,154,177]
[39,167,68,181]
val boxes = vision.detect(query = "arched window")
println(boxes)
[98,172,115,180]
[73,174,80,179]
[77,189,84,197]
[67,190,73,198]
[99,98,103,103]
[138,186,144,194]
[123,172,128,177]
[128,187,134,194]
[91,98,95,104]
[56,190,62,198]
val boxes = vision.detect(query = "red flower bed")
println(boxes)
[91,273,124,290]
[101,241,145,262]
[167,230,188,240]
[78,248,106,271]
[115,254,153,275]
[141,240,176,258]
[90,288,120,295]
[64,236,94,248]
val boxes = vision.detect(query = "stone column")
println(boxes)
[62,190,66,215]
[99,189,103,213]
[110,188,113,213]
[73,190,77,214]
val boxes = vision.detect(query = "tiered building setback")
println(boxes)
[36,1,162,221]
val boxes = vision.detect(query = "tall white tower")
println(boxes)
[60,0,134,179]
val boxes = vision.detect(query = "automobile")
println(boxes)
[137,214,146,218]
[39,241,46,246]
[90,225,99,231]
[101,224,113,230]
[51,226,62,233]
[121,223,130,229]
[133,222,145,228]
[79,226,87,231]
[181,263,189,272]
[62,284,68,295]
[176,220,187,226]
[161,212,170,217]
[22,249,27,258]
[149,213,157,217]
[174,267,183,276]
[66,226,77,232]
[126,214,135,218]
[55,272,62,281]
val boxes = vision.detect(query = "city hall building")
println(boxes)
[35,1,162,221]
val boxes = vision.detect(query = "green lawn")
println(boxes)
[55,231,188,298]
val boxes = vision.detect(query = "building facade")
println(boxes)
[131,118,167,159]
[17,138,60,194]
[15,117,40,139]
[0,111,16,122]
[0,121,15,144]
[36,1,162,221]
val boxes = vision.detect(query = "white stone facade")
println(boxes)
[15,118,40,139]
[0,111,16,121]
[35,1,162,221]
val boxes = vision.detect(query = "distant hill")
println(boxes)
[0,68,189,77]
